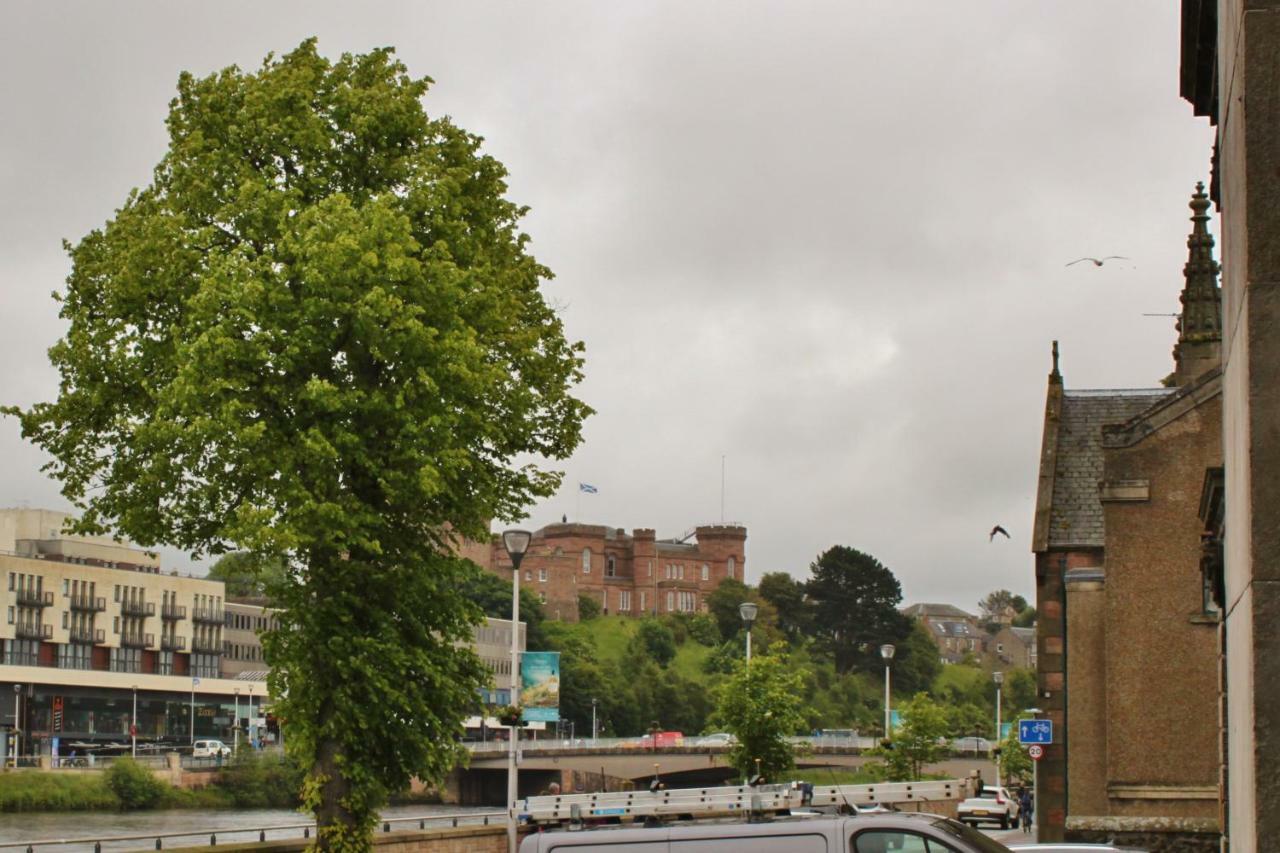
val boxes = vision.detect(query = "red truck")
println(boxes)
[638,731,685,748]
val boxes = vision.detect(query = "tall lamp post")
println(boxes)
[591,697,598,744]
[879,644,895,740]
[12,685,20,765]
[233,689,240,756]
[738,602,758,664]
[502,529,532,853]
[993,671,1004,794]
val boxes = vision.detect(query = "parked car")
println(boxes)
[192,739,231,758]
[696,733,736,746]
[1007,846,1143,852]
[957,785,1021,829]
[638,731,685,747]
[520,812,1017,851]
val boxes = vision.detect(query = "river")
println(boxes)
[0,804,501,852]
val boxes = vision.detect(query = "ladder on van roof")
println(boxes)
[517,778,968,827]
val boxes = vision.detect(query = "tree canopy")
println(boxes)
[206,552,287,600]
[805,546,911,672]
[7,40,588,851]
[709,655,807,782]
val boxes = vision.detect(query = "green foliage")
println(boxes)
[8,40,589,851]
[218,752,307,808]
[685,613,720,646]
[710,655,807,782]
[892,620,943,696]
[577,593,602,620]
[1003,668,1038,715]
[978,590,1029,625]
[105,758,168,809]
[757,571,812,639]
[705,578,753,640]
[206,552,287,600]
[998,717,1034,785]
[1012,606,1037,628]
[866,693,950,781]
[463,570,549,650]
[805,546,911,673]
[0,770,119,812]
[632,619,677,667]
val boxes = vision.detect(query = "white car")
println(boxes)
[192,739,231,758]
[956,785,1021,829]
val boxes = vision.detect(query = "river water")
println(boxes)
[0,804,501,852]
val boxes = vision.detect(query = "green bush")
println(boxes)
[0,771,118,811]
[577,594,601,620]
[215,752,305,808]
[686,614,720,646]
[104,758,167,809]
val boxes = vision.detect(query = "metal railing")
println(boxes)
[15,622,52,640]
[120,631,154,648]
[16,589,53,607]
[161,603,187,620]
[120,600,155,617]
[0,810,506,851]
[69,594,107,612]
[192,606,224,624]
[69,626,106,645]
[190,636,221,654]
[161,635,186,651]
[464,734,879,754]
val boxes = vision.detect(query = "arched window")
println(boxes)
[701,563,709,581]
[606,555,617,577]
[582,548,591,573]
[727,556,736,579]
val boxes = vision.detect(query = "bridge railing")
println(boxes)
[463,734,879,754]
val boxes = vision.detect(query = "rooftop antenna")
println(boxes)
[720,454,725,523]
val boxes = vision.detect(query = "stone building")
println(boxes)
[1030,187,1224,849]
[901,603,986,663]
[1181,3,1280,848]
[476,523,747,622]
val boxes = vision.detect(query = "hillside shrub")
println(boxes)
[577,594,601,620]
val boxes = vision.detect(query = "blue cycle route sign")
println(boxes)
[1018,719,1053,744]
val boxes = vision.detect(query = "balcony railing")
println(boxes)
[16,589,53,608]
[161,603,187,621]
[15,622,52,640]
[69,594,107,612]
[161,635,187,651]
[192,607,224,624]
[120,631,154,649]
[190,636,222,655]
[69,626,106,645]
[121,600,155,617]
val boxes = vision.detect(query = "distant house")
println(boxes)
[901,603,985,663]
[988,624,1036,669]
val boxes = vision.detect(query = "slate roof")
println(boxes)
[1048,388,1173,548]
[1010,626,1036,645]
[902,603,976,620]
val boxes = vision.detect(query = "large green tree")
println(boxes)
[206,551,287,600]
[709,655,807,782]
[7,41,588,851]
[757,571,812,640]
[870,692,950,781]
[805,546,911,673]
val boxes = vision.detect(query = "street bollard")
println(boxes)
[94,844,101,853]
[259,831,266,842]
[451,818,457,828]
[210,834,216,846]
[304,828,310,839]
[484,816,489,825]
[156,839,162,850]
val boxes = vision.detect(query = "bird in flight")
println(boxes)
[1066,256,1128,267]
[989,525,1011,541]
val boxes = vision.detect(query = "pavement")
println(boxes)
[984,824,1037,845]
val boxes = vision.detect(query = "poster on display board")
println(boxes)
[520,651,560,723]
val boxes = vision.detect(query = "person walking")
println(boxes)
[1018,787,1033,832]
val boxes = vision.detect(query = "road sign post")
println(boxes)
[1018,719,1052,745]
[1028,744,1044,760]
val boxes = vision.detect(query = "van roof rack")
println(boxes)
[517,778,967,827]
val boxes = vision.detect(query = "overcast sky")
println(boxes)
[0,2,1213,611]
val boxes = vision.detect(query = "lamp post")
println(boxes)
[233,689,240,756]
[993,671,1004,794]
[738,602,758,664]
[248,684,255,747]
[880,644,895,740]
[131,685,138,758]
[591,697,598,744]
[502,529,532,853]
[12,685,20,765]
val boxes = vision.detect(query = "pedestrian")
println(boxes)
[1019,787,1033,832]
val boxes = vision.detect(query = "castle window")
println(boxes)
[701,564,709,581]
[647,560,653,577]
[538,568,548,583]
[582,548,591,573]
[727,557,736,579]
[666,591,674,612]
[640,592,648,612]
[606,556,616,577]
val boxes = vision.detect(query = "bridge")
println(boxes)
[445,737,996,805]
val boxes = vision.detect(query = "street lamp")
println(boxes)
[502,529,532,853]
[131,686,138,758]
[738,602,758,663]
[879,645,895,740]
[993,671,1004,794]
[233,689,241,756]
[12,685,20,765]
[592,697,598,744]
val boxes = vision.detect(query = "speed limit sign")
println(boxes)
[1028,744,1044,760]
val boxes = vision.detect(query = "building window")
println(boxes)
[538,568,548,583]
[678,565,685,580]
[639,592,647,613]
[538,592,546,604]
[620,590,632,612]
[997,643,1005,654]
[606,556,616,578]
[701,564,709,581]
[5,607,11,625]
[727,557,736,579]
[6,573,12,592]
[666,591,674,612]
[114,585,120,602]
[524,569,532,582]
[582,548,591,573]
[647,560,653,577]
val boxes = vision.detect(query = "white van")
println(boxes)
[192,739,231,758]
[519,812,1012,852]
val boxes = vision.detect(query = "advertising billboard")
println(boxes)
[521,651,561,723]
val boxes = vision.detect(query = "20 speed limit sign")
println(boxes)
[1028,745,1044,760]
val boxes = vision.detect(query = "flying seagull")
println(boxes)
[1066,256,1128,267]
[989,525,1011,541]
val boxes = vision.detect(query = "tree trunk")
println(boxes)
[314,736,364,851]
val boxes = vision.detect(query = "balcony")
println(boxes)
[161,635,187,651]
[120,600,155,617]
[16,589,53,608]
[15,622,52,641]
[161,603,187,621]
[69,594,107,612]
[69,626,106,645]
[120,631,154,649]
[192,607,224,624]
[190,636,222,655]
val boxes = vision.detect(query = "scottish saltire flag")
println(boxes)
[579,483,598,494]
